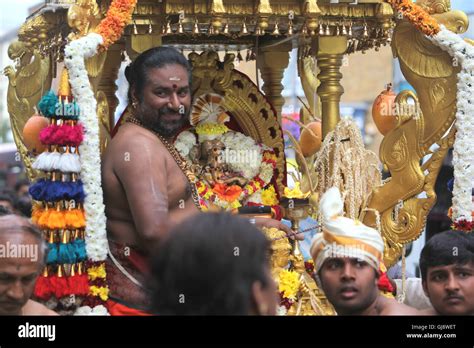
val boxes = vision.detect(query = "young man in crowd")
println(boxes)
[311,187,419,315]
[420,230,474,315]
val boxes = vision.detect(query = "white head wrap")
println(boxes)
[310,187,384,273]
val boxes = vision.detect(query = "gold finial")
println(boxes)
[133,21,138,35]
[58,68,71,98]
[193,20,200,34]
[288,20,294,36]
[272,22,280,36]
[240,21,248,35]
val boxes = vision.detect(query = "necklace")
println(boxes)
[126,115,201,210]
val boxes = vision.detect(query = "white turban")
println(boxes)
[310,187,384,273]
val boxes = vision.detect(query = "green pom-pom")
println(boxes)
[38,91,58,118]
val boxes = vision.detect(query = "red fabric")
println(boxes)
[107,300,152,316]
[377,271,394,293]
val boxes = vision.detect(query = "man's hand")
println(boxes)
[253,217,305,241]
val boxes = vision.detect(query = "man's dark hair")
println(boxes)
[125,46,192,103]
[149,213,272,315]
[14,179,29,194]
[420,230,474,282]
[0,190,17,208]
[15,196,32,218]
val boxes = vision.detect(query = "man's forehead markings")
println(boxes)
[169,76,181,81]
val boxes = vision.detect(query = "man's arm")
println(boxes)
[113,136,171,251]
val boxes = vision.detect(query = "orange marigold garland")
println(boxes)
[95,0,137,49]
[388,0,440,36]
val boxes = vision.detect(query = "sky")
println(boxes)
[0,0,41,35]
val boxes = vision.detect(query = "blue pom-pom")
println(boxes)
[58,242,77,264]
[46,243,58,264]
[72,239,87,261]
[29,179,49,201]
[38,91,58,118]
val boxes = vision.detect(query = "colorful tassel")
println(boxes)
[72,238,87,261]
[50,266,70,298]
[65,210,86,229]
[32,151,81,173]
[38,91,59,118]
[46,244,58,264]
[33,267,53,301]
[58,230,76,264]
[39,124,84,147]
[68,264,90,296]
[58,152,81,173]
[31,180,85,202]
[39,124,60,145]
[47,207,66,230]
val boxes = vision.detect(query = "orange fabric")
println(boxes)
[107,300,152,316]
[319,230,383,261]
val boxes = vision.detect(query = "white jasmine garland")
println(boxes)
[64,33,108,260]
[220,131,263,180]
[430,26,474,222]
[175,130,196,159]
[64,33,110,315]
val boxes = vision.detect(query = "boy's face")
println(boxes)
[423,262,474,315]
[319,257,379,315]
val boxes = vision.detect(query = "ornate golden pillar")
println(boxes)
[313,36,347,138]
[257,43,291,122]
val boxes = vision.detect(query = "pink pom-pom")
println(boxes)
[39,125,59,145]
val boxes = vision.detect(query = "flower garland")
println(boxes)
[388,0,440,36]
[63,0,137,314]
[389,0,474,229]
[95,0,138,49]
[196,150,277,210]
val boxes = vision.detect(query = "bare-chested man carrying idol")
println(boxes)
[102,47,293,315]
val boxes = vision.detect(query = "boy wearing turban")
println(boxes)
[310,187,419,315]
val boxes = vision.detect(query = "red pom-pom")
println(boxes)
[68,274,90,296]
[33,275,53,301]
[49,275,70,298]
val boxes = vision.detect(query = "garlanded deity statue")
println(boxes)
[175,93,280,212]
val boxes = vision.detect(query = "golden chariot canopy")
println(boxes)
[4,0,471,268]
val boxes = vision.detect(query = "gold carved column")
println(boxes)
[313,36,347,138]
[257,43,292,122]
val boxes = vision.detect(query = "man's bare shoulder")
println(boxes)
[110,123,161,149]
[23,300,59,316]
[380,296,421,315]
[105,124,168,164]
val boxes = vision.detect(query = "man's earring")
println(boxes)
[132,98,139,109]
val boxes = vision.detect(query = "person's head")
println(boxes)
[420,230,474,315]
[0,214,47,315]
[0,190,16,213]
[15,196,32,218]
[318,257,380,315]
[125,46,192,138]
[149,213,277,315]
[310,187,384,315]
[14,179,29,198]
